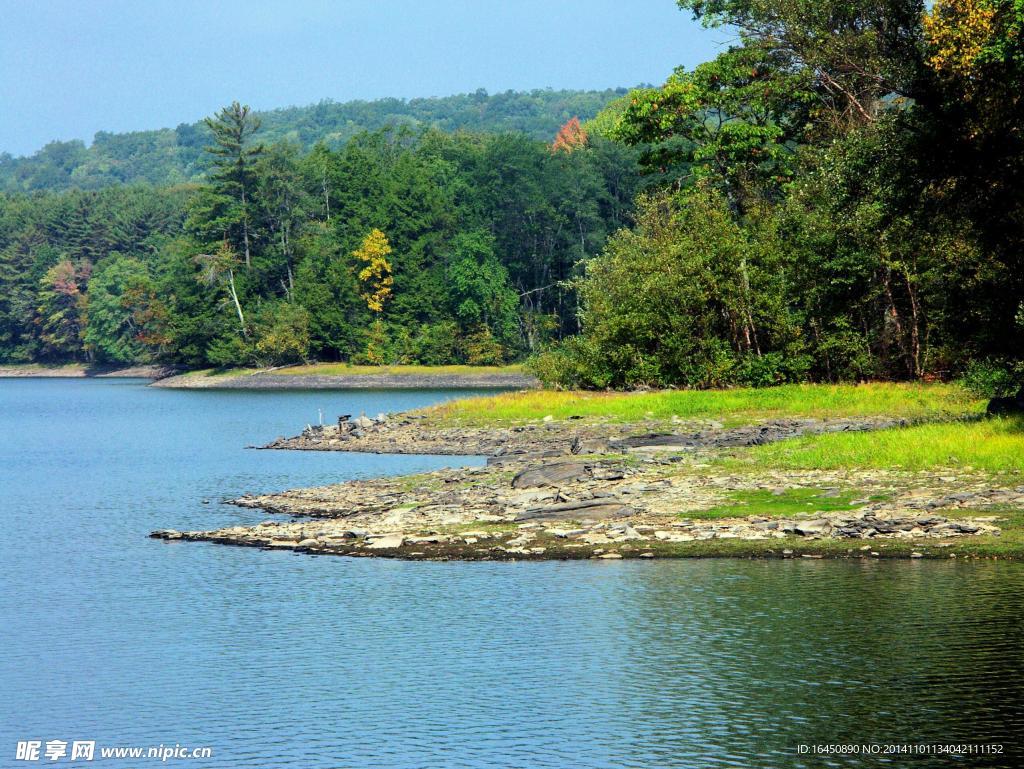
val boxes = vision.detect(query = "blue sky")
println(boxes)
[0,0,728,157]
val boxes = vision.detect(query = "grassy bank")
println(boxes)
[744,416,1024,474]
[426,382,982,426]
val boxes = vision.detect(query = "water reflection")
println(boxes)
[1,380,1022,768]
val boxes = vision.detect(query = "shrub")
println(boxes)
[252,302,311,366]
[528,336,615,389]
[961,358,1022,397]
[462,326,506,366]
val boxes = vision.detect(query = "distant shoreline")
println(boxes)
[0,364,177,379]
[0,363,538,390]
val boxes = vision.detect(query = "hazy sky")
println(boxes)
[0,0,729,157]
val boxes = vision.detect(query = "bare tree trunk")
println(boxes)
[903,268,922,378]
[738,256,761,355]
[227,268,247,337]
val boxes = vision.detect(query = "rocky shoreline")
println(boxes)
[153,409,1014,561]
[259,412,912,456]
[0,364,178,379]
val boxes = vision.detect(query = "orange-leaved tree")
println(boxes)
[552,117,588,153]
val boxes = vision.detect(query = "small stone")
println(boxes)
[911,552,924,558]
[297,538,319,547]
[596,552,623,559]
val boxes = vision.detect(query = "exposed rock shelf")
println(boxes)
[259,413,911,457]
[153,410,1012,561]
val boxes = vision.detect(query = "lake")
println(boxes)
[1,378,1023,768]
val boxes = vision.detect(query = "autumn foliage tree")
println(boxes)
[552,117,588,153]
[36,260,90,360]
[353,229,394,313]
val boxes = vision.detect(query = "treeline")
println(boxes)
[0,118,640,367]
[0,89,627,192]
[5,1,1022,390]
[534,0,1024,391]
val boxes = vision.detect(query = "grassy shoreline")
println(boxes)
[424,382,984,425]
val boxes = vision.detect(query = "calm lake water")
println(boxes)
[2,378,1023,768]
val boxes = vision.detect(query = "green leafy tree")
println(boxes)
[253,300,311,365]
[82,255,165,362]
[535,186,805,388]
[616,43,815,201]
[445,231,520,348]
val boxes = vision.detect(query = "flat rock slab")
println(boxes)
[515,498,634,521]
[511,462,591,489]
[610,433,696,449]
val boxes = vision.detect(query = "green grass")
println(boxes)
[426,382,981,426]
[171,367,257,379]
[275,363,527,377]
[748,416,1024,474]
[694,487,883,520]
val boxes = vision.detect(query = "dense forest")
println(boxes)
[0,115,641,367]
[0,89,627,192]
[2,0,1022,391]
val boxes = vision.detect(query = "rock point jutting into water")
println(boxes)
[153,409,1010,561]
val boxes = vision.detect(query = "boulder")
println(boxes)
[365,534,405,549]
[795,519,832,536]
[570,436,610,454]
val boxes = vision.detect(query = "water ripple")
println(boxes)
[1,380,1023,768]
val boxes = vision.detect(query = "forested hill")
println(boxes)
[0,88,627,193]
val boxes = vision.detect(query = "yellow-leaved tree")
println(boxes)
[924,0,1000,80]
[353,229,394,313]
